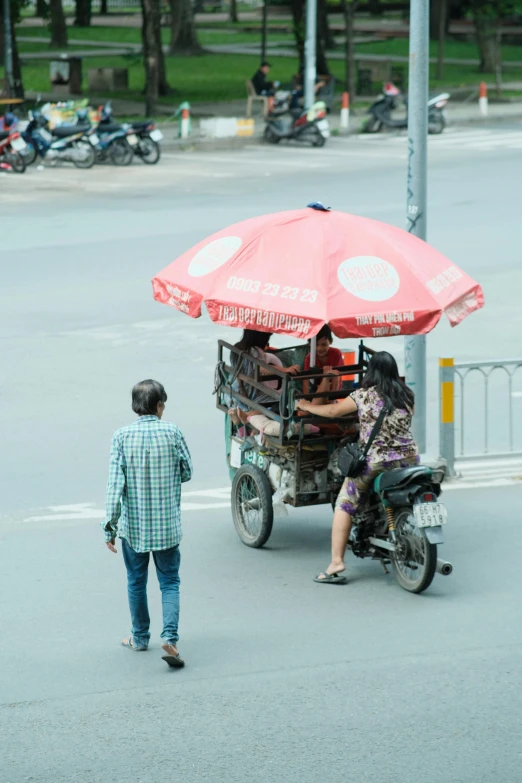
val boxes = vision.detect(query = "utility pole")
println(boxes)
[405,0,429,453]
[261,0,268,62]
[3,0,15,96]
[304,0,317,109]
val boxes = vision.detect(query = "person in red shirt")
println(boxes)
[303,325,344,405]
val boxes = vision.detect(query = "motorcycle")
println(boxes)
[264,100,330,147]
[336,461,451,593]
[98,102,163,165]
[1,111,35,165]
[365,82,450,135]
[0,127,27,173]
[24,111,97,168]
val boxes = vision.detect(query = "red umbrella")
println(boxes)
[152,205,484,339]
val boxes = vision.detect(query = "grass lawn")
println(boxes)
[6,22,521,113]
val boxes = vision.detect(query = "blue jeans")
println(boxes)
[121,539,181,649]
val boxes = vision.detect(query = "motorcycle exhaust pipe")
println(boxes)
[436,559,453,576]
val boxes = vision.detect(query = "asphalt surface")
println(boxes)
[1,122,522,782]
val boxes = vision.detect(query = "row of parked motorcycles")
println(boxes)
[0,102,163,174]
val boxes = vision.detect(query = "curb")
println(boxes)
[157,106,522,154]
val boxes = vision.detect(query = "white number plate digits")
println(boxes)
[413,503,448,528]
[11,137,27,151]
[150,129,163,142]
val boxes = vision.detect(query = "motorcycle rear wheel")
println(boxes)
[263,126,280,144]
[428,111,445,135]
[6,152,26,173]
[390,508,437,594]
[73,142,95,169]
[110,138,134,166]
[138,138,161,164]
[312,127,326,147]
[23,145,38,166]
[364,115,382,133]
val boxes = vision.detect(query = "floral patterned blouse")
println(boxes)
[350,387,418,465]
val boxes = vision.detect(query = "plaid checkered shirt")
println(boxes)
[102,416,192,553]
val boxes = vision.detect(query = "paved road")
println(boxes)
[1,122,522,781]
[2,487,522,782]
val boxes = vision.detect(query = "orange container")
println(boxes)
[342,351,356,381]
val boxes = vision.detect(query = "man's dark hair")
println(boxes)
[308,324,333,345]
[132,379,167,416]
[261,61,271,68]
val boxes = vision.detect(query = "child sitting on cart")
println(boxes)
[303,325,344,406]
[228,329,299,426]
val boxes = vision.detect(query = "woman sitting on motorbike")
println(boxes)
[228,329,299,425]
[296,351,419,585]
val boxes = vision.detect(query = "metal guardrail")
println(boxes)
[439,357,522,473]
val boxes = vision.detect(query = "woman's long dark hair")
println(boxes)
[235,329,272,352]
[362,351,414,411]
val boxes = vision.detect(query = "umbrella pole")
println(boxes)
[310,335,317,367]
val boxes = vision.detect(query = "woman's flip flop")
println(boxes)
[313,571,347,585]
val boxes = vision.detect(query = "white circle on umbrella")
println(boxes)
[338,256,400,302]
[188,236,243,277]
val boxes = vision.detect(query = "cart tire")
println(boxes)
[232,464,274,548]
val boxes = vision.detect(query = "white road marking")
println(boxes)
[22,460,522,525]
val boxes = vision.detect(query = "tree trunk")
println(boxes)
[175,0,202,53]
[230,0,238,24]
[290,0,305,70]
[141,0,159,115]
[153,0,169,94]
[318,0,335,50]
[36,0,49,19]
[342,0,357,98]
[168,0,182,54]
[75,0,91,26]
[48,0,68,47]
[474,11,498,73]
[368,0,381,15]
[316,34,329,77]
[100,0,108,14]
[11,22,24,98]
[436,0,446,80]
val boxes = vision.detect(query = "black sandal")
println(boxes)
[313,571,347,585]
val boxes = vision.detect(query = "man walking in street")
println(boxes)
[102,379,192,668]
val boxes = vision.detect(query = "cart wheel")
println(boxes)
[232,464,273,548]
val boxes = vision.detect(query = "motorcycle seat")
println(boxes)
[98,122,123,134]
[375,465,432,491]
[131,120,151,131]
[0,131,10,141]
[52,124,91,139]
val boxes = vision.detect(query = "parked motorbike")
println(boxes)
[1,111,35,165]
[98,102,163,164]
[334,461,451,593]
[365,82,450,135]
[264,100,330,147]
[24,111,97,168]
[0,127,27,173]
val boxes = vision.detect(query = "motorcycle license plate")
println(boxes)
[127,134,139,146]
[11,137,27,152]
[89,134,100,146]
[317,119,330,137]
[413,503,447,528]
[149,129,163,142]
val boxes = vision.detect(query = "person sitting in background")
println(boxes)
[252,62,277,96]
[290,66,327,109]
[228,329,299,425]
[303,325,343,406]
